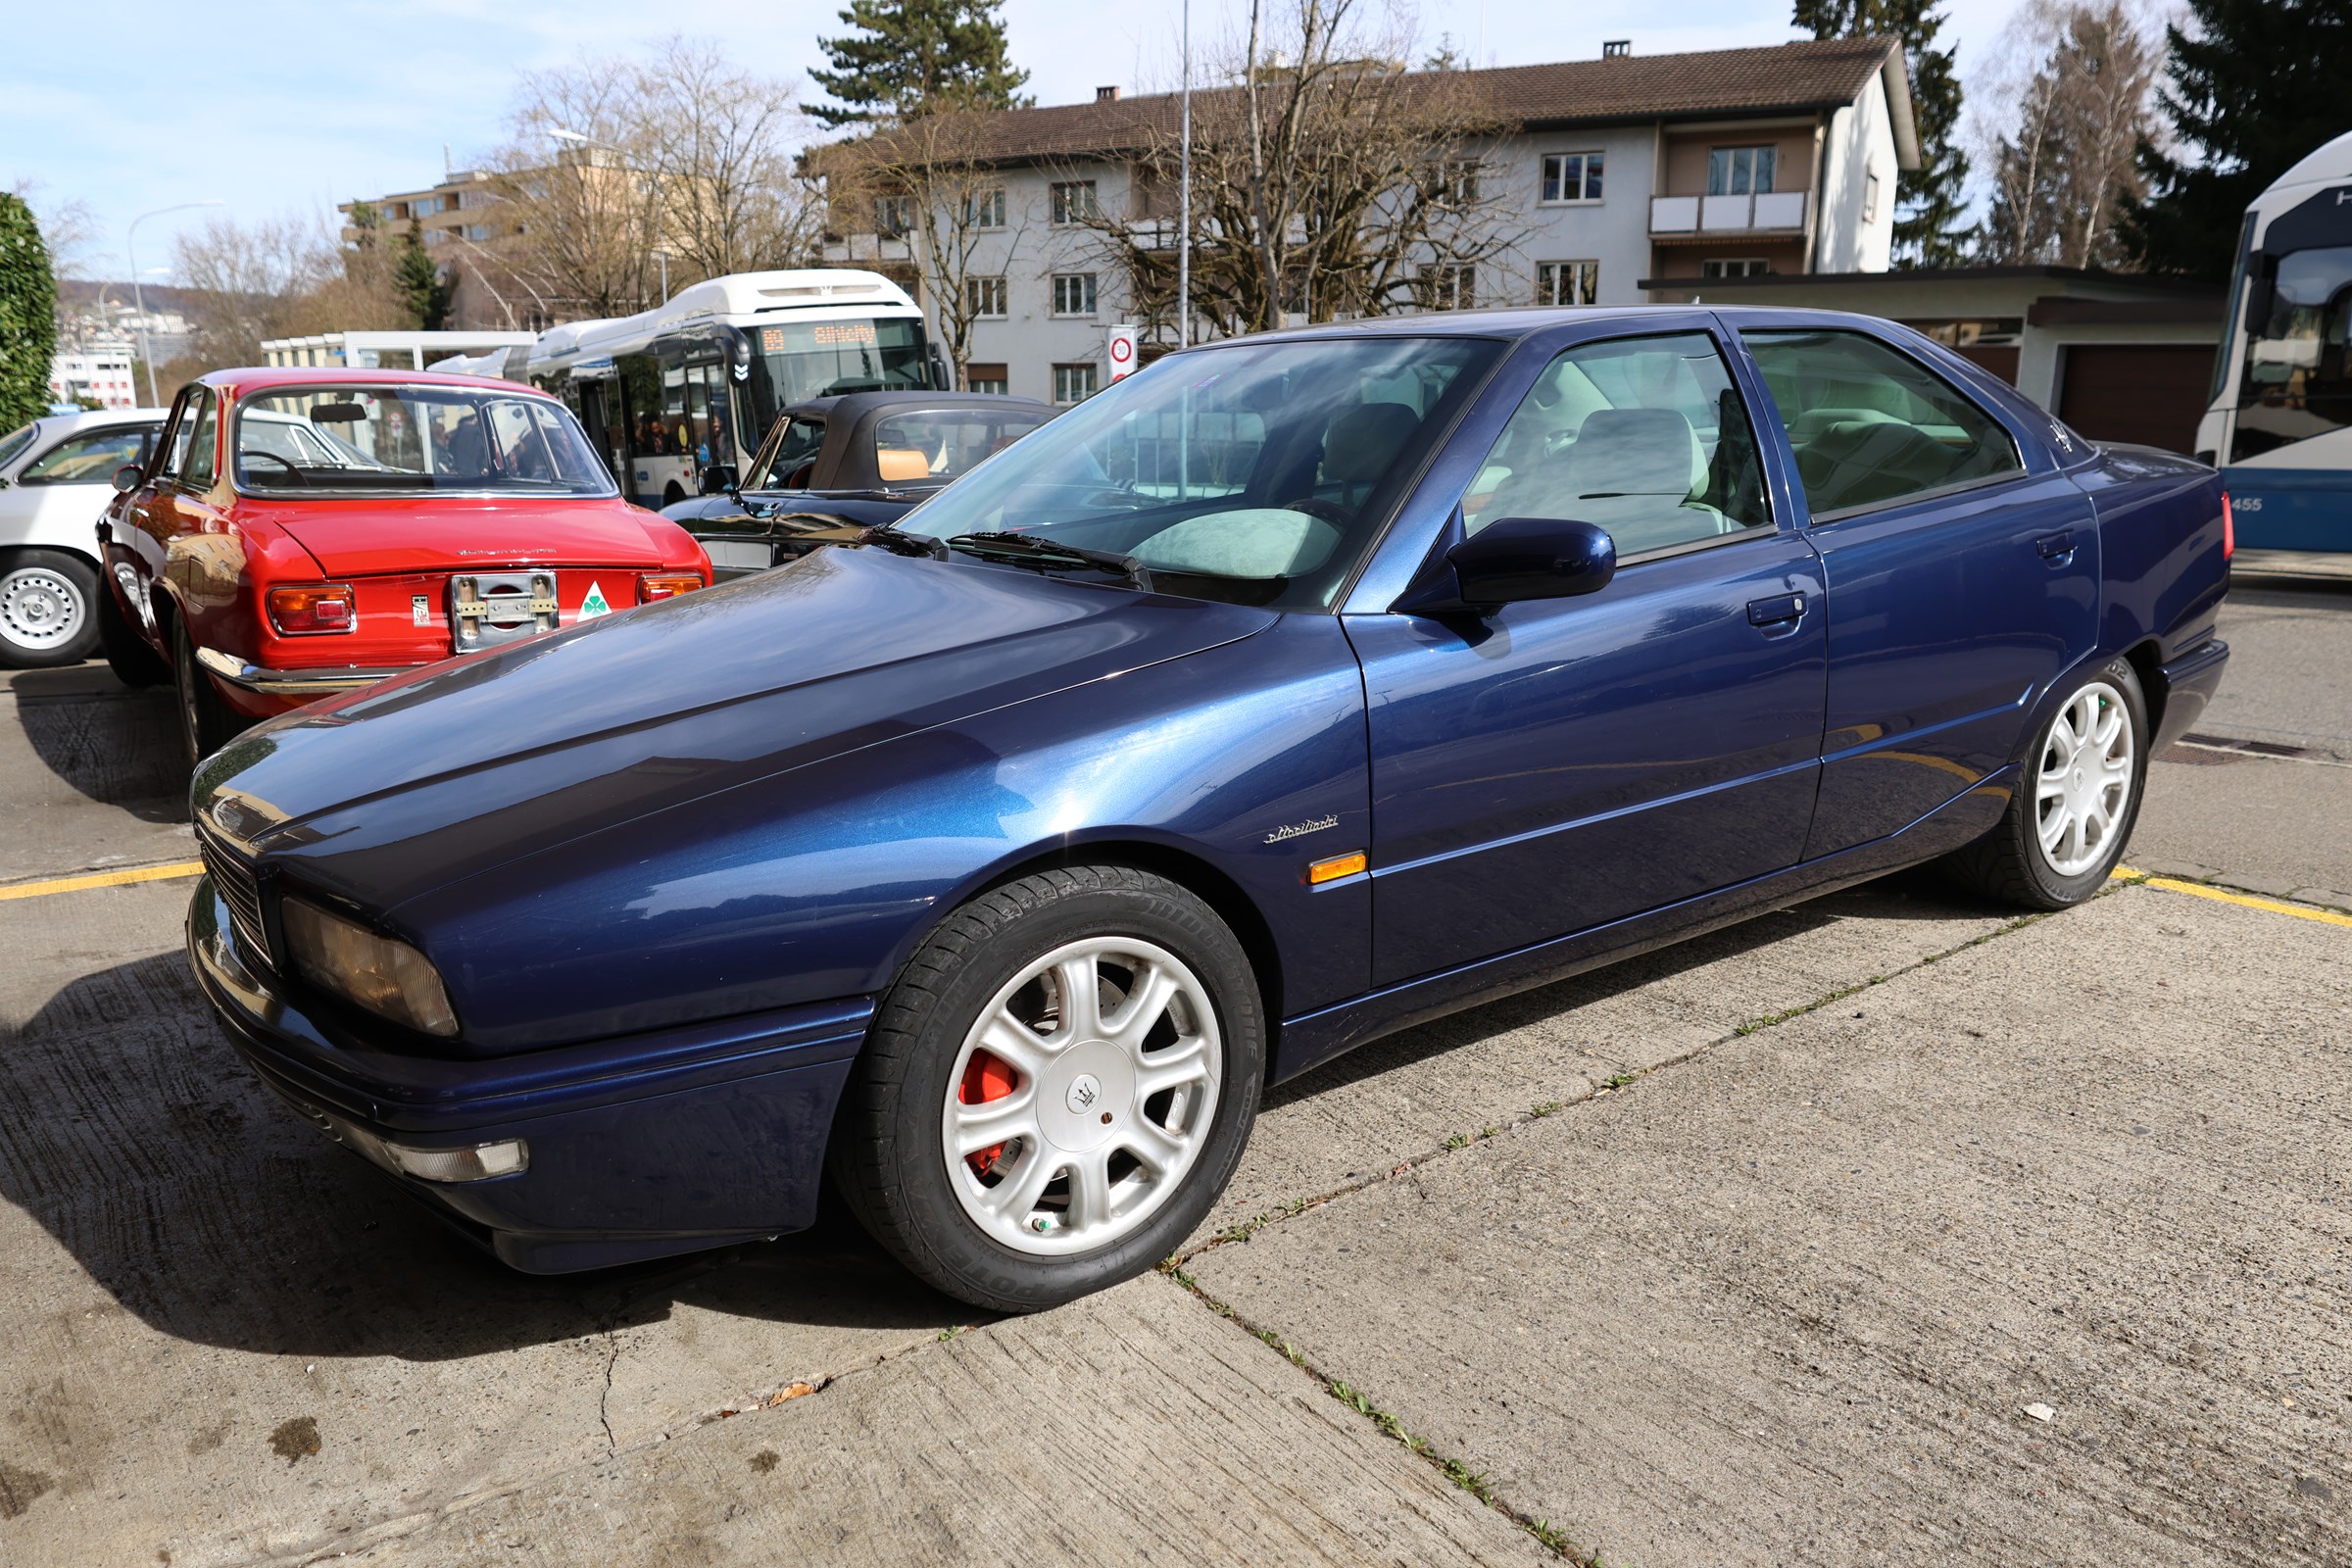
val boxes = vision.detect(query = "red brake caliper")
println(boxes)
[957,1050,1019,1177]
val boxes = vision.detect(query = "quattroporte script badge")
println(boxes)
[1263,815,1340,845]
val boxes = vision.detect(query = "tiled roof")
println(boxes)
[830,36,1905,169]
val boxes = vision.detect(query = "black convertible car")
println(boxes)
[662,391,1055,577]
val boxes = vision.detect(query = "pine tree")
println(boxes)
[2123,0,2352,280]
[0,194,57,432]
[808,0,1033,129]
[394,222,452,330]
[1793,0,1971,267]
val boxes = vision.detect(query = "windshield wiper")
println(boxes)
[946,532,1154,592]
[858,523,949,560]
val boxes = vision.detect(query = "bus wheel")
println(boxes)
[662,481,686,507]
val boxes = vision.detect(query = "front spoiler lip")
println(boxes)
[185,880,875,1137]
[194,645,423,695]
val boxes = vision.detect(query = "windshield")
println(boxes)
[874,409,1049,485]
[232,385,619,497]
[760,318,930,403]
[2234,244,2352,462]
[901,335,1501,609]
[752,415,828,488]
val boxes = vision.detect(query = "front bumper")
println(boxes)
[187,880,871,1273]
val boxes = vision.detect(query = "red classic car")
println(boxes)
[96,368,710,760]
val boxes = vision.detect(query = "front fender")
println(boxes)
[391,614,1370,1054]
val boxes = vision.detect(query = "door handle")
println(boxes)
[2035,529,2076,562]
[1745,592,1806,627]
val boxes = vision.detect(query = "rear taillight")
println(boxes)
[637,572,704,604]
[2221,491,2235,561]
[268,583,357,635]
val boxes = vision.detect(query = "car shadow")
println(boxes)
[1,950,958,1362]
[1267,867,2005,1108]
[7,663,186,823]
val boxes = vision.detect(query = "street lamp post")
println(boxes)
[126,200,222,407]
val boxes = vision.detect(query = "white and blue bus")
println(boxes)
[525,270,946,508]
[2197,129,2352,554]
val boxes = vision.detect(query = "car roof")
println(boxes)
[25,407,171,432]
[778,390,1056,421]
[197,366,558,398]
[1186,304,1896,350]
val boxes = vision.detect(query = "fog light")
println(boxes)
[383,1139,528,1183]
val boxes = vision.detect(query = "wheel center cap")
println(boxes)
[1037,1041,1136,1153]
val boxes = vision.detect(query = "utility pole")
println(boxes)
[125,200,221,407]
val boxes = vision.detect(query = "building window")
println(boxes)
[1051,272,1099,317]
[1541,151,1605,204]
[876,195,915,237]
[967,275,1008,318]
[1862,172,1882,223]
[1423,263,1476,311]
[1537,260,1598,306]
[1430,160,1481,205]
[1707,146,1778,196]
[965,187,1006,229]
[1054,363,1099,405]
[1051,181,1099,225]
[963,361,1009,395]
[1699,258,1770,279]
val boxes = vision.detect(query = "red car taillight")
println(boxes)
[2221,491,2235,561]
[638,571,704,604]
[268,584,357,634]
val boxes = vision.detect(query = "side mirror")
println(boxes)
[1396,516,1617,615]
[112,464,144,494]
[699,463,739,496]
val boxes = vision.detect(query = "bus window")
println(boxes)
[2234,244,2352,462]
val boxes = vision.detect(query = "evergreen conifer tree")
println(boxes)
[0,194,57,432]
[808,0,1033,129]
[2123,0,2352,279]
[1793,0,1970,267]
[394,222,453,330]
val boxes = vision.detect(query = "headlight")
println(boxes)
[281,897,459,1037]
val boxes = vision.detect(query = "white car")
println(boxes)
[0,408,170,666]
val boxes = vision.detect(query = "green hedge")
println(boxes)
[0,194,58,431]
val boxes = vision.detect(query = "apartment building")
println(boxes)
[823,36,1918,404]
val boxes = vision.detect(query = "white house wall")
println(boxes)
[1818,71,1897,273]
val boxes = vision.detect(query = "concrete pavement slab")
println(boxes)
[1193,884,2352,1566]
[0,662,192,883]
[2132,748,2352,903]
[2202,583,2352,760]
[1200,873,2018,1242]
[339,1277,1554,1568]
[0,879,971,1567]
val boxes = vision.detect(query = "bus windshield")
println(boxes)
[758,318,929,403]
[2235,244,2352,460]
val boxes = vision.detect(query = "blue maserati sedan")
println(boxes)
[186,309,2230,1310]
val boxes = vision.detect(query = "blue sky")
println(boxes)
[5,0,2022,283]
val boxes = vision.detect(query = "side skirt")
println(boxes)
[1269,768,2017,1083]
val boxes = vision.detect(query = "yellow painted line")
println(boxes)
[0,861,205,902]
[2114,865,2352,930]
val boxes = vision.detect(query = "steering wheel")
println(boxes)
[239,451,305,483]
[1278,497,1352,526]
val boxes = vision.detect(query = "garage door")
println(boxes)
[2056,344,2215,455]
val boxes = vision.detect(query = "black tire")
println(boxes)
[831,865,1265,1312]
[0,549,102,668]
[97,572,169,687]
[1942,656,2148,909]
[172,613,247,763]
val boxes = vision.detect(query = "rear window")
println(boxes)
[232,385,618,498]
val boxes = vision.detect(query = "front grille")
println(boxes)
[198,828,271,973]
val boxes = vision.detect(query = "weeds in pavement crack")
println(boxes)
[597,1331,621,1453]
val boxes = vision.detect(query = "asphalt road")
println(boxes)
[0,575,2346,1566]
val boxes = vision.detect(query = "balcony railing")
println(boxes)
[1648,190,1809,236]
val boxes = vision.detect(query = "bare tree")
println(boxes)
[172,213,408,371]
[12,181,100,280]
[485,36,821,319]
[817,87,1032,385]
[1060,0,1526,339]
[1973,1,2167,269]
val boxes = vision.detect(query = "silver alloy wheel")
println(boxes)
[941,935,1222,1256]
[2034,678,2134,877]
[0,564,83,653]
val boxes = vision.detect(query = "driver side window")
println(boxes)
[1464,331,1771,558]
[179,391,219,489]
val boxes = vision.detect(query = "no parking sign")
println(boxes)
[1106,324,1139,381]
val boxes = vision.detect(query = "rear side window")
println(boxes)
[181,392,220,488]
[1743,329,2021,517]
[20,425,149,485]
[1463,330,1772,558]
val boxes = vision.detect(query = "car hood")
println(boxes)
[247,496,676,576]
[193,546,1277,909]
